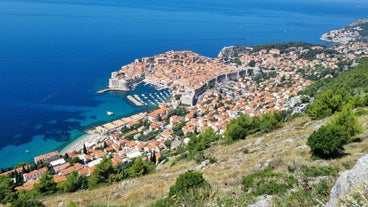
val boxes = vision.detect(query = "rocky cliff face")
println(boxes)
[326,154,368,207]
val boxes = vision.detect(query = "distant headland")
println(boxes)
[320,19,368,44]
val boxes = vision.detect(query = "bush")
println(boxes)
[301,165,337,177]
[169,171,210,196]
[330,105,363,142]
[307,124,348,158]
[224,112,286,142]
[151,171,211,207]
[243,169,296,196]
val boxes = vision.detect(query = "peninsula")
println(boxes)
[320,18,368,44]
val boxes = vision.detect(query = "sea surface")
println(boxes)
[0,0,367,169]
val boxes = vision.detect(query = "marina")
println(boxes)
[125,88,172,107]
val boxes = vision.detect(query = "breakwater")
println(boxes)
[127,95,144,106]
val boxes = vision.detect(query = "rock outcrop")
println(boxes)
[326,154,368,207]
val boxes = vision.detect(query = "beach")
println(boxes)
[60,111,148,154]
[60,134,107,154]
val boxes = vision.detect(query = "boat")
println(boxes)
[107,111,114,116]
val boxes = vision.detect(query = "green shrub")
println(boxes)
[169,171,210,196]
[151,171,212,207]
[243,169,296,196]
[301,165,337,177]
[307,124,348,158]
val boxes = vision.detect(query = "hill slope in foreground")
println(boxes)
[43,112,368,206]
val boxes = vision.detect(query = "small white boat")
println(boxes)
[107,111,114,116]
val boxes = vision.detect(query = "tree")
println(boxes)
[33,171,56,195]
[164,140,172,150]
[10,190,44,207]
[172,122,185,137]
[258,111,284,133]
[127,158,155,178]
[83,144,87,154]
[168,170,210,196]
[0,175,16,204]
[307,88,352,119]
[57,171,83,193]
[307,124,348,158]
[330,105,363,142]
[174,94,182,100]
[248,60,256,67]
[224,114,257,142]
[11,198,44,207]
[88,158,114,188]
[187,128,218,154]
[151,151,157,164]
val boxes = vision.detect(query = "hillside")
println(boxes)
[42,112,368,206]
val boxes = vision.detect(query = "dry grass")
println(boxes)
[42,113,368,206]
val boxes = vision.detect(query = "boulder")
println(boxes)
[326,154,368,207]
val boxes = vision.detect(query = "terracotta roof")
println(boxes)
[15,179,40,191]
[53,175,67,183]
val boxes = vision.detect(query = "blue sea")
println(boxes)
[0,0,367,169]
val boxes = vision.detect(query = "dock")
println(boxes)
[127,95,144,106]
[97,88,110,94]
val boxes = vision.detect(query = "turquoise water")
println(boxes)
[0,0,367,168]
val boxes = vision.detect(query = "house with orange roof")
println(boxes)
[1,164,30,177]
[126,140,137,148]
[15,179,40,191]
[78,166,95,177]
[53,162,71,174]
[112,155,124,166]
[159,130,172,140]
[91,150,106,159]
[149,121,161,130]
[23,166,48,182]
[34,151,61,164]
[127,120,139,128]
[53,175,67,183]
[66,151,80,159]
[60,163,83,176]
[136,143,146,151]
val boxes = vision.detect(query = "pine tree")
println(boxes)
[83,144,87,154]
[151,151,157,164]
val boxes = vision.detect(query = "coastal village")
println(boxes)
[2,33,368,192]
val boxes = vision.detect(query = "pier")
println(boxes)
[97,88,110,94]
[127,95,144,106]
